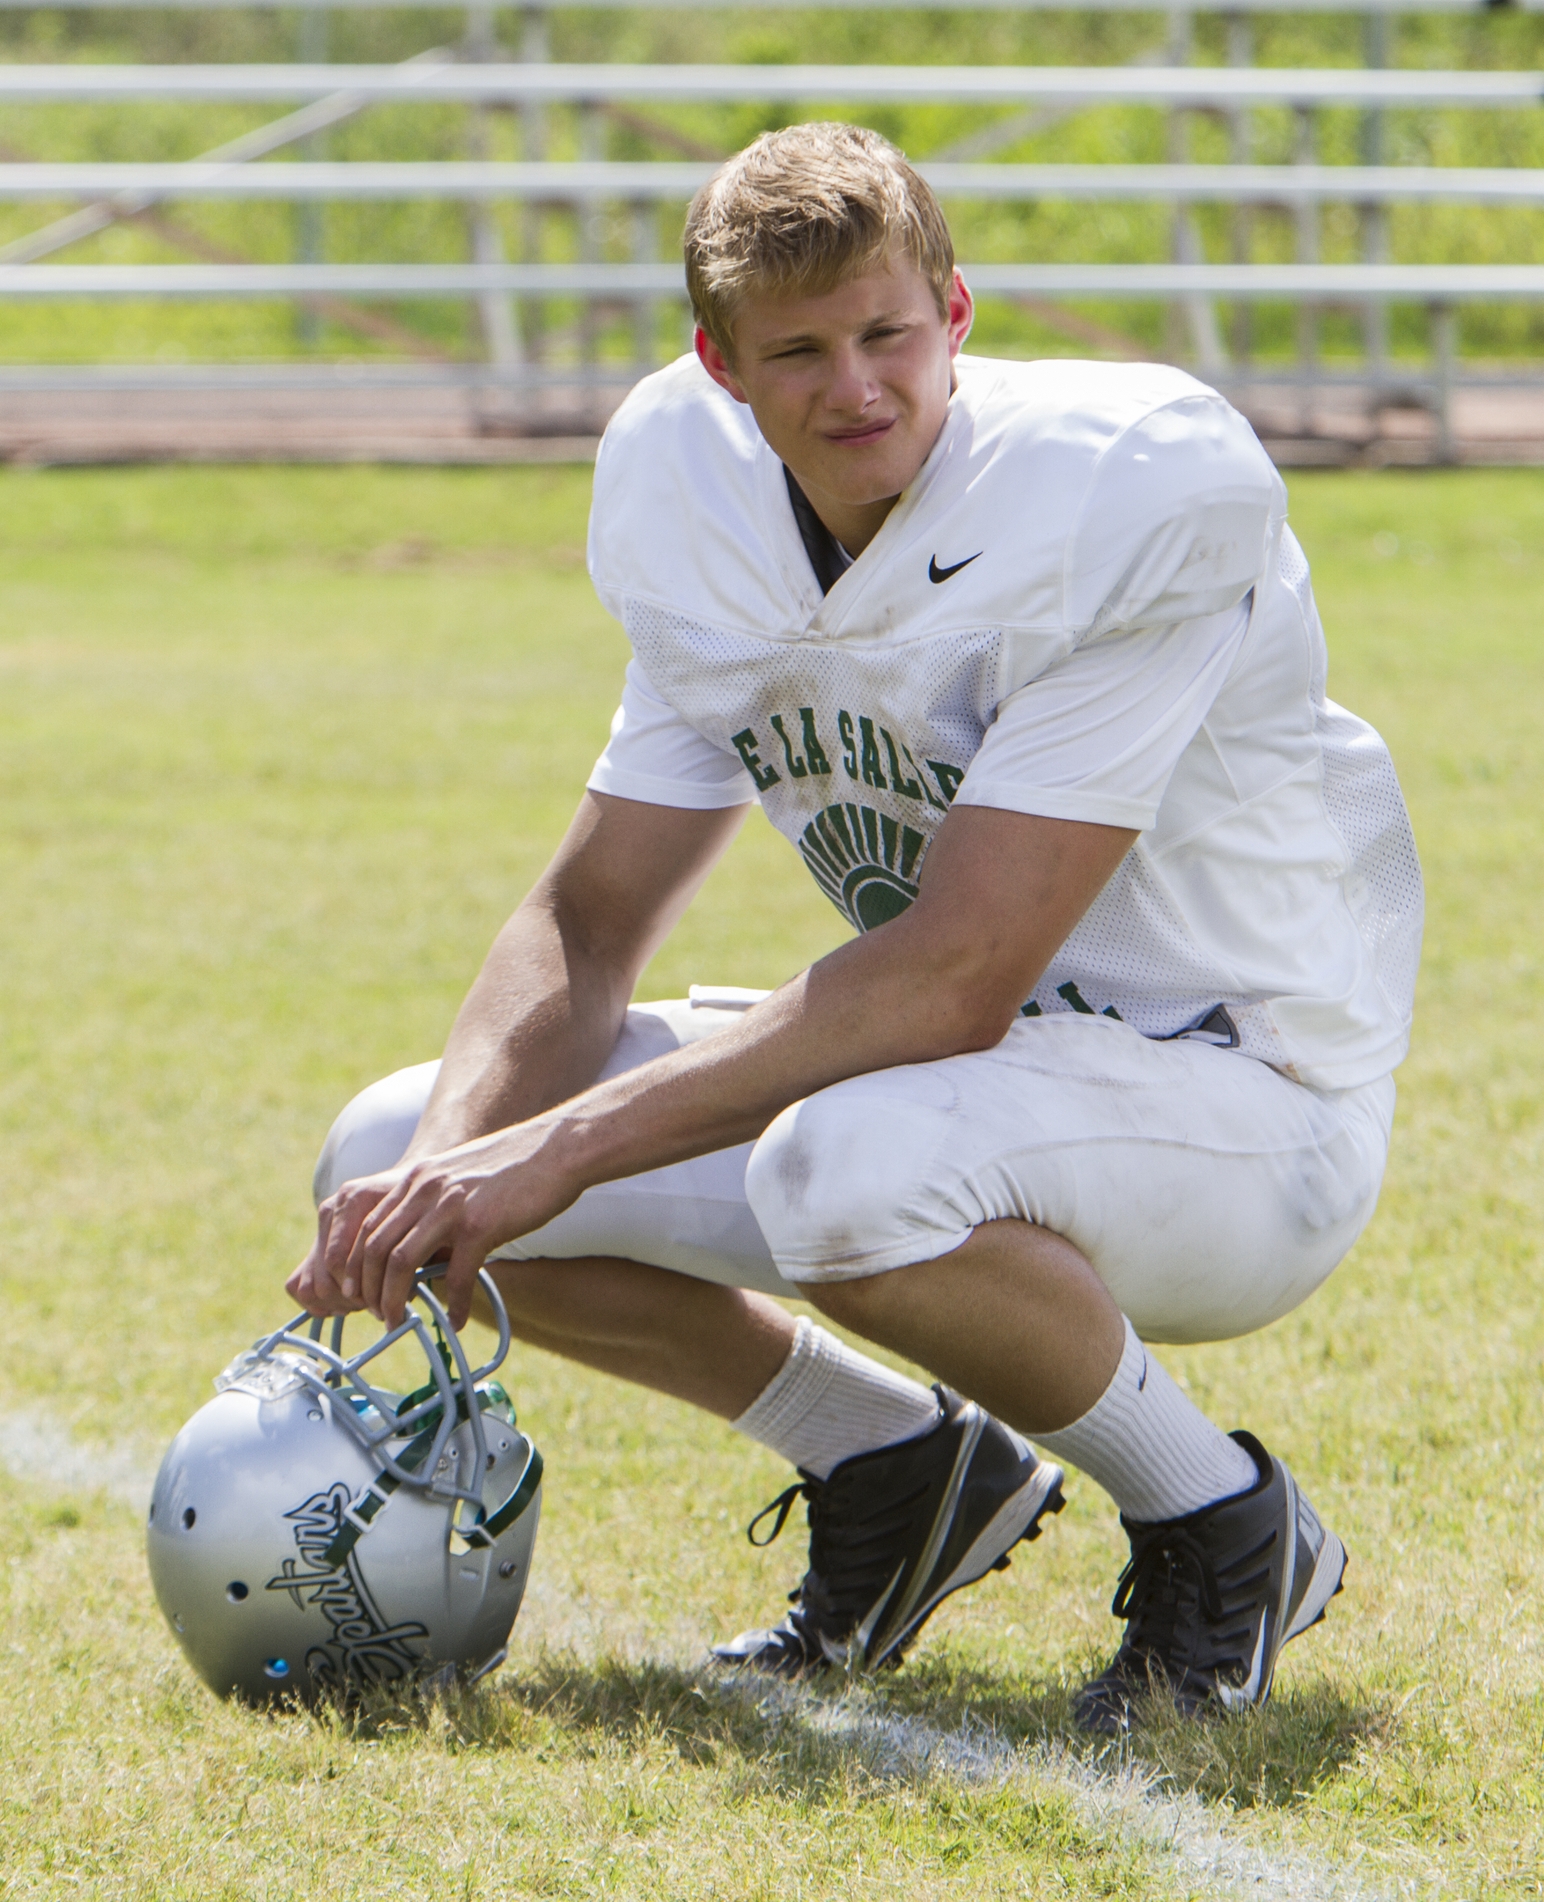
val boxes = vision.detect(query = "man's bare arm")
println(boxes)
[287,790,745,1316]
[313,803,1137,1328]
[401,790,746,1157]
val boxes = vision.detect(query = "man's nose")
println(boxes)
[824,345,880,414]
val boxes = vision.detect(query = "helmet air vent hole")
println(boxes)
[487,1453,496,1469]
[147,1502,155,1522]
[498,1560,517,1579]
[307,1410,323,1423]
[181,1507,196,1530]
[263,1658,290,1680]
[226,1581,249,1602]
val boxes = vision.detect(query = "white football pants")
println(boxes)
[313,994,1395,1346]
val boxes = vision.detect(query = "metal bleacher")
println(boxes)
[0,0,1541,464]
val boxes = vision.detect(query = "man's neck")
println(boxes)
[794,485,899,559]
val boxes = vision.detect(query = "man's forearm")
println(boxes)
[402,792,745,1161]
[403,895,634,1160]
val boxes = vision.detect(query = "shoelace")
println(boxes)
[742,1480,842,1640]
[743,1474,924,1639]
[746,1481,812,1549]
[1109,1525,1228,1670]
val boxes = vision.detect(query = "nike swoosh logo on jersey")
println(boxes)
[928,551,982,584]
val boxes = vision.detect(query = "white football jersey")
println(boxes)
[587,353,1422,1091]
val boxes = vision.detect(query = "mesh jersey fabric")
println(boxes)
[585,352,1423,1091]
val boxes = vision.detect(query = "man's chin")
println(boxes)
[809,452,926,509]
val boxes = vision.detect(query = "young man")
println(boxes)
[290,124,1421,1730]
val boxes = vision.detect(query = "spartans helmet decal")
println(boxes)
[798,802,931,932]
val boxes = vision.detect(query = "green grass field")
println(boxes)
[0,461,1541,1898]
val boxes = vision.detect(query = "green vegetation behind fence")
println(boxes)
[0,6,1541,369]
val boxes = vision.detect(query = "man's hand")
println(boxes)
[287,1172,394,1319]
[287,1121,584,1331]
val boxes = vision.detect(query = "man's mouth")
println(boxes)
[825,417,896,447]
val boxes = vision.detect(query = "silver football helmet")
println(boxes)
[146,1267,542,1705]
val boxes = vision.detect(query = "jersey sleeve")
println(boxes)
[586,657,758,810]
[1066,393,1284,637]
[953,598,1252,830]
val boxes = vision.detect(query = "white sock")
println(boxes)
[732,1317,942,1480]
[1037,1318,1258,1522]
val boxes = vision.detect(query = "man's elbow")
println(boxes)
[958,997,1028,1054]
[924,973,1029,1057]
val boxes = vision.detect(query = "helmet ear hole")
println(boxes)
[181,1507,196,1530]
[226,1581,249,1603]
[263,1659,290,1681]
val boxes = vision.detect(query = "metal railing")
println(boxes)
[0,160,1540,207]
[4,263,1541,298]
[1,64,1539,107]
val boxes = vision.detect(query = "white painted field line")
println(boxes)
[0,1408,157,1511]
[719,1675,1403,1902]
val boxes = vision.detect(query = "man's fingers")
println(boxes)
[284,1162,497,1325]
[323,1178,394,1299]
[356,1180,467,1326]
[379,1221,445,1329]
[285,1256,324,1314]
[441,1235,492,1332]
[341,1174,421,1307]
[286,1235,367,1317]
[320,1143,547,1327]
[284,1180,401,1317]
[351,1186,420,1317]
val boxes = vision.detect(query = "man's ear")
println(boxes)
[694,326,750,405]
[945,270,975,359]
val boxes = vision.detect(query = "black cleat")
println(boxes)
[1074,1430,1347,1735]
[711,1386,1066,1678]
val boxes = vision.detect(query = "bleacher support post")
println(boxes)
[1295,103,1318,432]
[1165,6,1189,364]
[464,0,524,418]
[1362,8,1391,399]
[1433,300,1457,462]
[296,1,327,349]
[630,197,657,373]
[579,100,605,411]
[1168,6,1224,372]
[519,5,548,371]
[1227,7,1252,366]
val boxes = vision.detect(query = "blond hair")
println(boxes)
[683,123,955,358]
